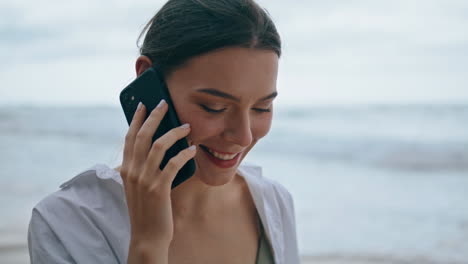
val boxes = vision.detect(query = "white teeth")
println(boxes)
[207,148,237,160]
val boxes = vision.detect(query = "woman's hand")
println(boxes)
[120,100,196,263]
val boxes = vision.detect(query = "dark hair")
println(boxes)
[137,0,281,78]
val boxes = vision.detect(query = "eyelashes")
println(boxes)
[252,108,271,113]
[200,104,226,113]
[199,104,271,113]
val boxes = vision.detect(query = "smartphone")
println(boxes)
[119,65,196,189]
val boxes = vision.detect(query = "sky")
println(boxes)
[1,0,467,107]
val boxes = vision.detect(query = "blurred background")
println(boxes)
[1,0,467,263]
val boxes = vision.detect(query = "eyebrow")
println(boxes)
[196,88,278,102]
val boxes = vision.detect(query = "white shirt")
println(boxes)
[28,162,300,264]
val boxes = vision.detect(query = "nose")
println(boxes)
[223,111,253,148]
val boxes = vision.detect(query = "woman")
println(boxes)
[28,0,300,263]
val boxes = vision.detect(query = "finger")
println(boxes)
[159,145,197,187]
[122,102,146,176]
[122,102,146,222]
[142,123,192,177]
[132,100,168,171]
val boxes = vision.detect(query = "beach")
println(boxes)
[3,246,467,264]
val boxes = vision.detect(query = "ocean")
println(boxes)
[1,104,467,263]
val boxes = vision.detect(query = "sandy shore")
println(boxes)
[1,245,321,264]
[1,246,324,264]
[300,255,465,264]
[2,245,463,264]
[0,244,29,264]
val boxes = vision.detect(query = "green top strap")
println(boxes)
[255,215,275,264]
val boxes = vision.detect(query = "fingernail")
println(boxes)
[188,145,196,151]
[181,123,190,129]
[156,99,166,108]
[137,102,143,111]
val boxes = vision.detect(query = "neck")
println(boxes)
[170,171,242,222]
[113,165,244,222]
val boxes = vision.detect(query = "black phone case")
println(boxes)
[119,66,196,189]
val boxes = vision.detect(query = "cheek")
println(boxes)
[172,99,217,141]
[177,111,223,142]
[251,114,272,140]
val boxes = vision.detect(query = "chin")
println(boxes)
[192,151,247,187]
[193,162,239,186]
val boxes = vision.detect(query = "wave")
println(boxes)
[256,136,468,172]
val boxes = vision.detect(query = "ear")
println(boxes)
[135,55,153,77]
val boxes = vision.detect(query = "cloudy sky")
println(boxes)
[1,0,467,106]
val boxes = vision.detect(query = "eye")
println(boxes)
[252,108,271,113]
[199,104,226,113]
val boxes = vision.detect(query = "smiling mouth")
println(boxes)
[199,145,239,161]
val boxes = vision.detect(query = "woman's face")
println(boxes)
[165,47,278,186]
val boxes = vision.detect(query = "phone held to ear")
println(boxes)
[119,66,196,189]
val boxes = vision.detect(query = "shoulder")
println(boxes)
[34,164,125,217]
[29,164,129,263]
